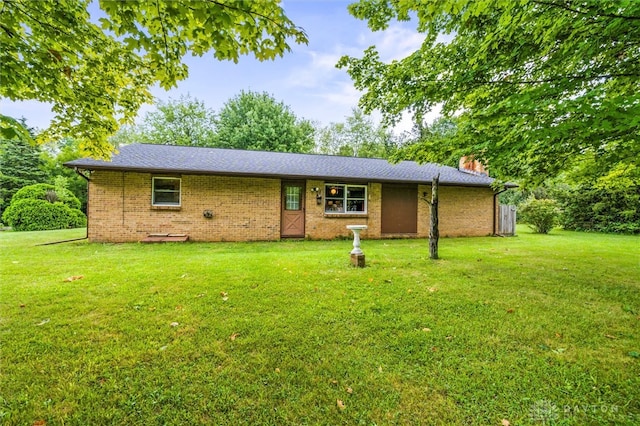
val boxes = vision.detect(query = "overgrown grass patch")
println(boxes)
[1,228,638,424]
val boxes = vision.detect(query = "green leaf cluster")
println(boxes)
[110,91,315,153]
[2,198,86,231]
[1,0,307,157]
[40,138,88,211]
[391,117,459,165]
[11,183,81,210]
[339,0,640,183]
[502,151,640,233]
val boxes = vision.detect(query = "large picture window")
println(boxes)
[152,177,181,206]
[325,184,366,213]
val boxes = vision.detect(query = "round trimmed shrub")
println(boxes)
[11,183,81,210]
[518,198,560,234]
[68,208,88,228]
[1,199,79,231]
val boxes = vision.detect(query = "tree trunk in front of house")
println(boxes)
[429,174,439,260]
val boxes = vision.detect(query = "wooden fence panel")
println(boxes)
[498,205,517,236]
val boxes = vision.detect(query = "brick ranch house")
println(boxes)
[65,144,513,243]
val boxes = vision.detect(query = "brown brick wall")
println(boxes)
[88,171,280,242]
[87,172,496,242]
[437,185,496,237]
[304,181,380,240]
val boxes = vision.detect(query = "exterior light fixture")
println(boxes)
[310,187,323,204]
[310,187,323,205]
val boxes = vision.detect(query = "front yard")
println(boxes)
[1,228,638,425]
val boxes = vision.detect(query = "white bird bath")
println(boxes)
[346,225,367,267]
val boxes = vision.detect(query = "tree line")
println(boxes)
[109,91,400,158]
[2,0,638,233]
[0,91,400,228]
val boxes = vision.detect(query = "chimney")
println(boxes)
[459,156,488,176]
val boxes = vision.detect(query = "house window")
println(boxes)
[325,184,366,213]
[152,177,181,206]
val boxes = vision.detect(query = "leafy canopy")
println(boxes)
[215,90,314,153]
[0,0,307,157]
[338,0,640,183]
[110,94,217,148]
[315,108,396,158]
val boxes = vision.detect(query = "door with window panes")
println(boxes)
[281,181,305,237]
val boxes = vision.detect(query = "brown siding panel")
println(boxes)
[381,184,418,234]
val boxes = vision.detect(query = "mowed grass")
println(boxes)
[1,228,638,425]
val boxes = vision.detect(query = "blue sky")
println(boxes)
[1,0,427,134]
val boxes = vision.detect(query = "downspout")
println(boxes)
[74,167,91,240]
[493,186,509,236]
[36,168,91,246]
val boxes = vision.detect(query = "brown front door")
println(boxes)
[281,181,305,238]
[381,184,418,234]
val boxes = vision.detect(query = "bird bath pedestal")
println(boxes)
[346,225,367,267]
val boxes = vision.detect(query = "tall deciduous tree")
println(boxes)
[110,95,217,147]
[392,117,458,165]
[338,0,640,183]
[215,91,314,153]
[0,0,307,157]
[315,108,396,158]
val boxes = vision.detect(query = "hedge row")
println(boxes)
[555,186,640,234]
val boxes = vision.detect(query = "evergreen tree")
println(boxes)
[0,120,47,215]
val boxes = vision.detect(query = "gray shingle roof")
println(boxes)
[65,144,501,187]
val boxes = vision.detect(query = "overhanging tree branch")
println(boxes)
[530,0,640,21]
[206,0,303,36]
[154,0,172,68]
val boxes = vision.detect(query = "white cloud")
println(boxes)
[0,99,54,131]
[362,25,425,62]
[284,20,425,90]
[318,81,361,107]
[280,20,428,128]
[285,50,344,89]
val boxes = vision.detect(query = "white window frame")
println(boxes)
[324,183,367,214]
[152,177,181,207]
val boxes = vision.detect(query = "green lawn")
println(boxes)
[1,228,638,425]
